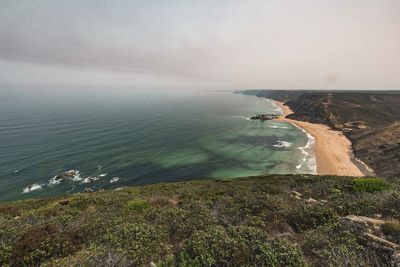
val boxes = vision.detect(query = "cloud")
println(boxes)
[0,0,399,89]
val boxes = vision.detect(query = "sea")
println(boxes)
[0,88,315,201]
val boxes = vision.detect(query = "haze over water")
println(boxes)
[0,88,313,201]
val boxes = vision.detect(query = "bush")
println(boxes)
[259,239,307,267]
[9,224,78,266]
[148,205,216,243]
[352,178,390,193]
[304,222,390,266]
[178,226,306,266]
[0,241,12,266]
[126,199,150,212]
[102,222,167,265]
[382,220,400,243]
[0,206,21,218]
[287,205,337,232]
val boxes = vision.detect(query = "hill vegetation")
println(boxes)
[1,175,400,266]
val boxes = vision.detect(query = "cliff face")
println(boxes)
[351,122,400,178]
[240,90,400,179]
[285,92,400,179]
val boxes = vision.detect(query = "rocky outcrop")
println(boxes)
[250,114,279,121]
[341,215,400,266]
[51,170,79,183]
[342,215,385,229]
[83,188,94,193]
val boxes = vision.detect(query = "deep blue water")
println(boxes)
[0,88,314,201]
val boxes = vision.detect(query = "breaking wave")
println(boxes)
[22,183,43,193]
[293,125,317,174]
[272,141,293,148]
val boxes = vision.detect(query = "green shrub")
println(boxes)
[0,241,12,266]
[382,220,400,243]
[352,178,390,193]
[304,223,387,266]
[0,206,21,218]
[148,205,216,243]
[8,224,78,266]
[178,226,306,266]
[126,199,150,212]
[261,239,307,267]
[102,222,167,265]
[287,205,338,232]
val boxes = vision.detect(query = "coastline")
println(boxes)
[271,100,366,177]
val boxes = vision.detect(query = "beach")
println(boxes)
[272,100,365,176]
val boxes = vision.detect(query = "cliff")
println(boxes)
[239,90,400,179]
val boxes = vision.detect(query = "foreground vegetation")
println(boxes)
[1,175,399,266]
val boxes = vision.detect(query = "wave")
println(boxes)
[265,99,283,115]
[22,183,43,193]
[272,141,293,148]
[269,98,316,175]
[268,125,288,129]
[110,177,120,183]
[99,173,108,177]
[230,115,251,121]
[82,177,100,184]
[49,170,81,185]
[293,125,317,174]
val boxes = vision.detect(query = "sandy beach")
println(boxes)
[272,100,365,176]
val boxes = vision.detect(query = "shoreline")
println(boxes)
[271,100,366,177]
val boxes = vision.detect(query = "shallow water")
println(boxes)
[0,88,314,201]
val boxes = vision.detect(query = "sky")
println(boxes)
[0,0,399,90]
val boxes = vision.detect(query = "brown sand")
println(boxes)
[272,100,365,176]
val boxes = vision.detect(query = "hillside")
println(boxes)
[1,175,400,266]
[238,90,400,179]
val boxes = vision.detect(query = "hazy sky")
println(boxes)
[1,0,399,90]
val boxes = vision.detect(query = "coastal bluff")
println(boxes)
[239,90,400,179]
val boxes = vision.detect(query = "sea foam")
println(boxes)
[268,98,317,175]
[82,177,100,184]
[230,115,251,121]
[293,125,317,174]
[22,183,43,193]
[272,141,293,148]
[269,125,288,129]
[110,177,120,183]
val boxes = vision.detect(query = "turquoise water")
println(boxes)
[0,88,313,201]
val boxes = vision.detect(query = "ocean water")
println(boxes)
[0,88,315,201]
